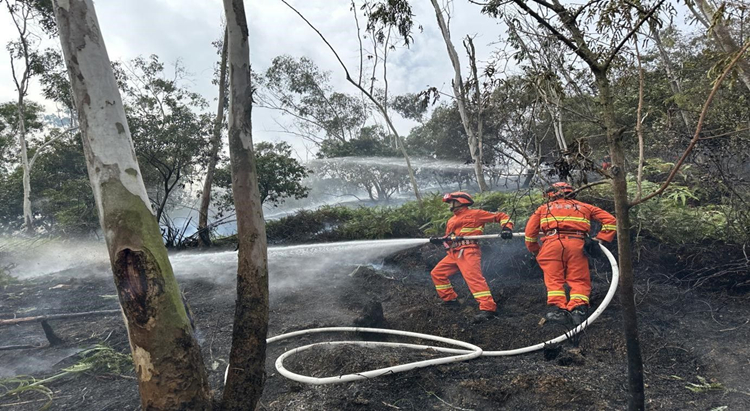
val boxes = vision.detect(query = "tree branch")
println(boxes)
[513,0,601,70]
[630,39,750,207]
[29,127,79,168]
[281,0,353,82]
[603,0,666,71]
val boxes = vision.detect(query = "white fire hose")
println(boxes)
[225,233,619,385]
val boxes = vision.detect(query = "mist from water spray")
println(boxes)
[2,238,428,292]
[169,238,428,292]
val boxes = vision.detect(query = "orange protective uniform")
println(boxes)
[431,208,513,312]
[524,199,616,310]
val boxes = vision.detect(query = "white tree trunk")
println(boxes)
[221,0,269,409]
[17,102,33,232]
[430,0,488,192]
[53,1,211,408]
[198,27,229,247]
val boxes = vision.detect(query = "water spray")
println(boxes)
[225,234,619,385]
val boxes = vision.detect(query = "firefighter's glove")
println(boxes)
[501,227,513,240]
[429,236,447,245]
[583,237,603,258]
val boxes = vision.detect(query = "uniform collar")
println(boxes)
[452,206,470,215]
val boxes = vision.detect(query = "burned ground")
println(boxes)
[1,240,749,410]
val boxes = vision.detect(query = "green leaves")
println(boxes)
[213,141,311,213]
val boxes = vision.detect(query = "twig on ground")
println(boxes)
[719,319,749,332]
[0,310,121,326]
[0,344,42,351]
[420,385,474,411]
[0,395,71,407]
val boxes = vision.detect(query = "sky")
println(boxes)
[0,0,511,161]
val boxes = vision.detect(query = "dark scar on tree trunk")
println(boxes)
[113,248,163,327]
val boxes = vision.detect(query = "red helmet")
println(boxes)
[546,182,575,199]
[443,192,474,206]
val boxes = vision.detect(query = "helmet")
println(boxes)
[545,182,575,199]
[443,192,474,207]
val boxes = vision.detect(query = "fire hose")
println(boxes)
[225,233,619,385]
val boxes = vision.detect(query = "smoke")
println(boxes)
[0,347,85,378]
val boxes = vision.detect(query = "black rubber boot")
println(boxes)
[570,305,589,326]
[473,310,497,324]
[442,299,460,308]
[545,307,570,324]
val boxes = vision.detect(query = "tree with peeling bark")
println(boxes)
[198,27,229,247]
[52,0,212,409]
[220,0,269,409]
[430,0,489,192]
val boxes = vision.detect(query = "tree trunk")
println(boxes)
[53,1,211,409]
[595,71,645,411]
[220,1,269,409]
[430,0,488,192]
[198,27,229,247]
[691,0,750,92]
[649,22,692,131]
[17,100,33,232]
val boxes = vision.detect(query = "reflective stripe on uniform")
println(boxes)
[499,218,511,225]
[435,284,453,290]
[472,291,492,298]
[525,236,538,242]
[541,217,590,225]
[602,224,617,231]
[459,227,484,233]
[570,294,589,303]
[547,290,566,297]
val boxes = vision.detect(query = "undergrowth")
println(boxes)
[0,345,133,409]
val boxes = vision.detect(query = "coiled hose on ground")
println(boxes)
[226,233,619,385]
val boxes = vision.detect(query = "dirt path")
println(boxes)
[1,241,748,410]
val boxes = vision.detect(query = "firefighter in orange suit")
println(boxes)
[524,182,617,325]
[429,192,514,323]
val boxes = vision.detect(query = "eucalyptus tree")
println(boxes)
[686,0,750,92]
[4,0,45,232]
[220,0,269,408]
[480,0,668,408]
[52,0,212,408]
[198,27,229,247]
[430,0,490,191]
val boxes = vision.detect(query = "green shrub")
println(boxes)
[584,177,741,244]
[261,178,746,247]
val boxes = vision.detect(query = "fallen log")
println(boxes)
[0,309,121,326]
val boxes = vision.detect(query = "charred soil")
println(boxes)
[1,241,749,410]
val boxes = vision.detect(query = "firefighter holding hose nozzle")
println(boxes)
[524,182,617,326]
[429,192,514,323]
